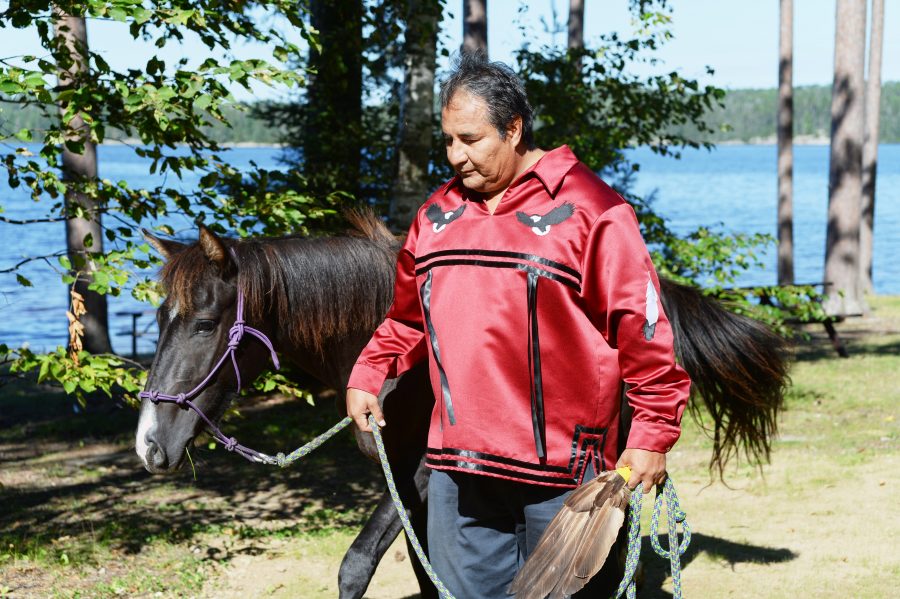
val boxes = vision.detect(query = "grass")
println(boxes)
[1,297,898,597]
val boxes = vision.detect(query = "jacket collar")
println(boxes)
[442,145,579,199]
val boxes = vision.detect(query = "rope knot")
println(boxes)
[228,321,245,348]
[224,437,238,452]
[175,393,187,408]
[148,390,160,403]
[275,452,287,468]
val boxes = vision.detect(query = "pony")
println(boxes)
[135,211,788,598]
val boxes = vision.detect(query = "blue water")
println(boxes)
[1,144,898,354]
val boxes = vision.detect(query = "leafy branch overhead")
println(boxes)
[0,1,331,400]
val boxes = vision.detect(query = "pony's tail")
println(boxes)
[660,279,791,477]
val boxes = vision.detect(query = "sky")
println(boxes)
[0,0,896,101]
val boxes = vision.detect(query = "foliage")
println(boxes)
[0,1,332,401]
[515,2,815,324]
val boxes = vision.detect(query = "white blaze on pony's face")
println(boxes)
[135,397,158,467]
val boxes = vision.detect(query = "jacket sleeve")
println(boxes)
[346,214,427,395]
[580,203,690,453]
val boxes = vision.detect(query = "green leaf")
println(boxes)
[15,128,32,142]
[15,274,32,287]
[62,380,77,394]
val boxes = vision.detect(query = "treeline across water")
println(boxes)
[673,81,900,143]
[0,102,287,145]
[3,82,898,145]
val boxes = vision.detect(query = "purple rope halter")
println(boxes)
[138,256,282,464]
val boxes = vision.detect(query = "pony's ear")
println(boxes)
[198,224,228,267]
[141,228,185,261]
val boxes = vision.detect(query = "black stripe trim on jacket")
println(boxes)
[426,424,608,478]
[425,457,579,485]
[527,272,546,459]
[420,271,455,426]
[415,259,580,291]
[426,446,571,473]
[415,249,582,281]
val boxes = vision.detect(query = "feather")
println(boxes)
[509,469,631,599]
[644,276,660,340]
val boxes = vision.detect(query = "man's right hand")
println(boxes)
[346,387,385,432]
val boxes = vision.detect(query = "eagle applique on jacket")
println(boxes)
[348,145,690,488]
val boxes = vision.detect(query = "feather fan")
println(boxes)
[508,467,631,599]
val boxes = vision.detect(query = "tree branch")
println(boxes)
[0,215,66,224]
[0,251,66,274]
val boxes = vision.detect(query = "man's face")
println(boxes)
[441,90,521,195]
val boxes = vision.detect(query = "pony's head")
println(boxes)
[135,225,274,473]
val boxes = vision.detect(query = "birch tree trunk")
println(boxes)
[463,0,487,54]
[823,0,868,316]
[777,0,794,285]
[53,9,112,354]
[390,0,440,229]
[860,0,884,294]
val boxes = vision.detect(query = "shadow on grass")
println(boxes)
[791,320,900,362]
[0,377,384,563]
[638,532,797,597]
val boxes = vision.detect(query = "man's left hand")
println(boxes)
[616,448,666,493]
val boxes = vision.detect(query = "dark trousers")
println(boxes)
[427,466,625,599]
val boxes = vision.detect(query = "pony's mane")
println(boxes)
[159,211,399,351]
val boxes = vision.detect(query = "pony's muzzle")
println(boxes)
[142,430,170,473]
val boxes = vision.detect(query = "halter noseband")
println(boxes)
[138,252,281,463]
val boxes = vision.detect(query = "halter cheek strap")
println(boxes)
[138,252,281,463]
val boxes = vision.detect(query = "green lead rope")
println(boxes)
[256,414,689,599]
[616,477,691,599]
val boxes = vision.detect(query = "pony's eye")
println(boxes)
[195,319,216,334]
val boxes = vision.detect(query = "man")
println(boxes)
[347,53,690,598]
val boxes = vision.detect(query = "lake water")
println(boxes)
[2,144,898,354]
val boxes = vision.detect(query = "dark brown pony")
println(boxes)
[135,211,788,598]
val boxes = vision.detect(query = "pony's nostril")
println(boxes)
[145,437,168,471]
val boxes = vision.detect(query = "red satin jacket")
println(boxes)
[348,146,690,488]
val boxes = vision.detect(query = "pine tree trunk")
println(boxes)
[463,0,487,54]
[777,0,794,286]
[860,0,884,294]
[823,0,868,316]
[390,0,440,230]
[568,0,584,49]
[54,9,112,354]
[305,0,362,194]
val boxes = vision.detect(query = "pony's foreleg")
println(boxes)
[338,489,404,599]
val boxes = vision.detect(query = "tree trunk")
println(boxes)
[305,0,362,194]
[568,0,584,50]
[53,10,112,354]
[390,0,440,230]
[777,0,794,285]
[860,0,884,294]
[462,0,487,54]
[824,0,868,316]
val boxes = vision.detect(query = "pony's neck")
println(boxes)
[237,234,396,389]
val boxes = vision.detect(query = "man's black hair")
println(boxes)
[439,51,536,150]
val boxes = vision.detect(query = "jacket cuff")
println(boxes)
[346,362,389,396]
[625,420,681,453]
